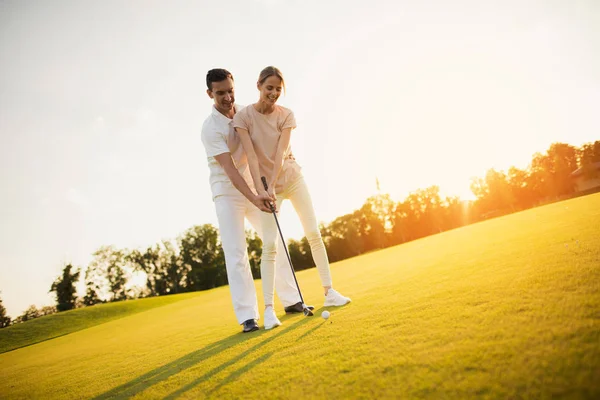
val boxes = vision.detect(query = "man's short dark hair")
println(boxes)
[206,68,233,90]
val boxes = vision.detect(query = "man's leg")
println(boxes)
[215,194,260,325]
[245,201,301,308]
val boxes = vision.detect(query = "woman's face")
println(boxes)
[258,75,283,105]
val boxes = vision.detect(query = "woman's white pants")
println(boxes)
[260,178,333,306]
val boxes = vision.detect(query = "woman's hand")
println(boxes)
[256,189,277,213]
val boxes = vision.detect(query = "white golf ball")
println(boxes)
[321,310,330,320]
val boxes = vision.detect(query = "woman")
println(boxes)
[233,66,351,330]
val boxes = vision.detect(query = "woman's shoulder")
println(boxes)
[275,105,295,124]
[232,105,253,125]
[275,105,294,115]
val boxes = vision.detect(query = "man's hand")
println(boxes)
[214,152,272,211]
[253,191,277,213]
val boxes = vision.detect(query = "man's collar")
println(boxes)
[211,104,237,123]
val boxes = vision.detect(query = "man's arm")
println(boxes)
[214,152,275,213]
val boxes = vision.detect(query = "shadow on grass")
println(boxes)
[92,315,313,400]
[296,321,325,341]
[162,316,314,399]
[198,352,273,397]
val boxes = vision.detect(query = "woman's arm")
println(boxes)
[269,127,292,191]
[236,127,270,198]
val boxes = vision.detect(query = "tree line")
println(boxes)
[288,141,599,269]
[1,140,598,326]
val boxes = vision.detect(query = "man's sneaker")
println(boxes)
[284,302,315,314]
[263,307,282,330]
[242,319,259,333]
[324,289,351,307]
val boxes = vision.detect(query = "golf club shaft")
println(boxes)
[261,177,306,306]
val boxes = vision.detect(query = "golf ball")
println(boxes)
[322,310,330,320]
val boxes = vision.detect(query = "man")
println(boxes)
[201,68,310,333]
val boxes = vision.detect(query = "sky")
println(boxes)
[1,0,598,317]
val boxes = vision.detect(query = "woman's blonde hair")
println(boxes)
[258,66,286,94]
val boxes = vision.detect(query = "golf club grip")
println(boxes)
[260,176,276,213]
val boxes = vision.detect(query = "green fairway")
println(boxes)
[0,292,201,354]
[1,194,598,399]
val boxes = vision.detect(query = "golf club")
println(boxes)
[261,176,314,317]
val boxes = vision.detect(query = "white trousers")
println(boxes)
[260,177,333,306]
[214,192,301,324]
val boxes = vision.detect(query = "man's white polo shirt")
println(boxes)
[201,104,253,200]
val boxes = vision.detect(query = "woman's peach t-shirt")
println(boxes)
[233,104,302,193]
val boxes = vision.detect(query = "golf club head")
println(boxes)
[303,307,314,316]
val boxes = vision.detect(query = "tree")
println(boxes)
[577,140,600,179]
[288,236,314,271]
[158,240,185,293]
[14,305,42,323]
[82,284,103,306]
[441,196,469,231]
[108,262,128,301]
[546,142,578,197]
[485,170,514,212]
[321,212,364,262]
[0,295,11,328]
[358,194,394,251]
[417,186,446,235]
[39,305,58,316]
[86,246,130,302]
[49,264,80,311]
[525,143,578,200]
[128,242,181,297]
[246,230,263,278]
[507,166,534,210]
[527,151,552,201]
[391,198,418,244]
[179,224,227,291]
[470,170,515,218]
[392,186,446,239]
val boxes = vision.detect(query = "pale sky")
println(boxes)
[1,0,598,317]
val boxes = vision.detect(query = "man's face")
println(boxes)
[207,78,235,115]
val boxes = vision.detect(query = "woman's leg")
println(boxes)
[286,178,333,292]
[245,200,301,308]
[259,198,284,308]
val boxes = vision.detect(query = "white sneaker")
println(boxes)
[263,307,282,330]
[324,288,351,307]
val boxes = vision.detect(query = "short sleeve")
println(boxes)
[232,107,250,131]
[201,122,230,158]
[281,109,297,130]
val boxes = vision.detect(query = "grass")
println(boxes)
[0,193,598,399]
[0,292,200,354]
